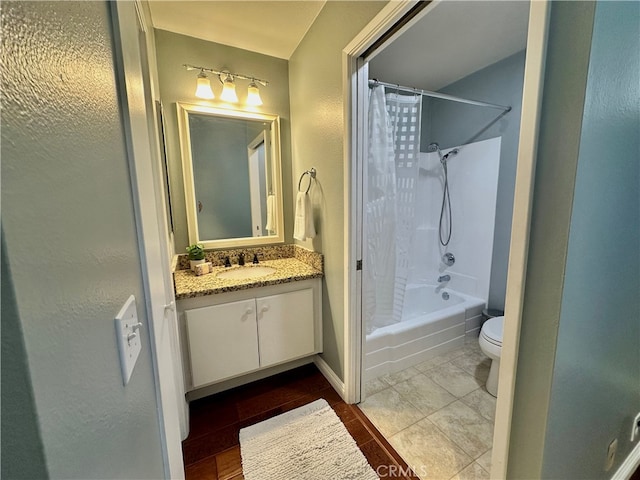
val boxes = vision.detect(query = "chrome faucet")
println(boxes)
[438,275,451,283]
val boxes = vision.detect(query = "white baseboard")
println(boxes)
[612,441,640,480]
[314,355,346,400]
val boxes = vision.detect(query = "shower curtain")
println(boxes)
[365,85,422,334]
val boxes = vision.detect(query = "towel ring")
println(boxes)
[298,168,316,194]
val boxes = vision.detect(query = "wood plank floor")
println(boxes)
[182,363,419,479]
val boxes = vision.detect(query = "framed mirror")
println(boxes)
[176,103,284,249]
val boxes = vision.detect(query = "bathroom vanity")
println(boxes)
[170,100,324,398]
[174,247,323,395]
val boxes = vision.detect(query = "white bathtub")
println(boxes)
[364,284,485,381]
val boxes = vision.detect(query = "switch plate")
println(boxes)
[115,295,141,385]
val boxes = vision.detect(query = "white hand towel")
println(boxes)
[265,194,276,233]
[304,191,316,240]
[294,192,316,241]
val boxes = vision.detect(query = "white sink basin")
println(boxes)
[216,266,276,280]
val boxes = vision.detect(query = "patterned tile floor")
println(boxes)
[360,337,496,480]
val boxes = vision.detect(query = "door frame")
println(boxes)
[110,2,185,478]
[247,131,268,236]
[342,1,551,478]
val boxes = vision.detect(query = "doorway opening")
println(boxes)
[344,1,550,477]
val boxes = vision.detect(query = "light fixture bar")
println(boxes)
[184,64,269,87]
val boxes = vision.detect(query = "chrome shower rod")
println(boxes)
[369,79,511,112]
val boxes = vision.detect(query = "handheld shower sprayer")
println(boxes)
[444,148,460,161]
[428,141,455,246]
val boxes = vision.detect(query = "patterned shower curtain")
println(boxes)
[364,85,422,334]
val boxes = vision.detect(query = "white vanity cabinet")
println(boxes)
[178,278,322,391]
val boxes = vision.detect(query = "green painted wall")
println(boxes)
[289,1,387,379]
[1,230,48,478]
[154,29,293,252]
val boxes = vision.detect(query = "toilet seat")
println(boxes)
[480,316,503,346]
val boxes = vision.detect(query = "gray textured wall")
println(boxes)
[289,1,387,379]
[1,1,164,478]
[541,1,640,477]
[1,230,49,478]
[426,51,526,310]
[154,29,293,252]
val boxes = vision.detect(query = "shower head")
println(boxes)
[428,142,460,163]
[427,142,443,161]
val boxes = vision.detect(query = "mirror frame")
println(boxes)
[176,103,284,249]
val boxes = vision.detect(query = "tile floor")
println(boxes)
[360,337,496,480]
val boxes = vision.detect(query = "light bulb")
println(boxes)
[220,75,238,103]
[246,82,263,106]
[195,72,214,99]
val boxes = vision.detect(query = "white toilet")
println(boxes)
[478,315,504,397]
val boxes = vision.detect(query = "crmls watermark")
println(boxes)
[375,464,429,477]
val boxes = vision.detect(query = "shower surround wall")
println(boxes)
[411,137,501,317]
[364,137,500,380]
[424,50,526,310]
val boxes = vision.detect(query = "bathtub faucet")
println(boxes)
[438,275,451,283]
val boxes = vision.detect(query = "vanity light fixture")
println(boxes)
[220,73,239,103]
[184,64,268,106]
[246,80,263,106]
[194,70,215,99]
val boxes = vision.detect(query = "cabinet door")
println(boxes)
[185,299,259,388]
[256,288,315,368]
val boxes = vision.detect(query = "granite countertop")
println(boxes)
[174,257,323,299]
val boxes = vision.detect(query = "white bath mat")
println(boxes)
[239,399,379,480]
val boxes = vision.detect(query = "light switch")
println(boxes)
[115,295,142,385]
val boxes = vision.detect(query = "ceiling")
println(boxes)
[369,1,530,91]
[149,1,529,87]
[148,1,326,60]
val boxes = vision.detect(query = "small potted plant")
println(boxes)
[186,244,206,272]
